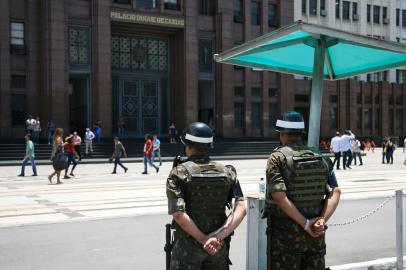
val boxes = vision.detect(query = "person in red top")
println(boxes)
[64,135,79,179]
[142,134,159,174]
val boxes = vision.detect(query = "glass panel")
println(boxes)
[352,2,357,15]
[251,102,262,128]
[11,38,24,45]
[69,27,89,64]
[342,1,350,20]
[320,0,325,12]
[373,5,380,24]
[397,9,400,26]
[10,22,24,46]
[269,88,278,97]
[356,108,361,129]
[367,4,371,22]
[375,109,380,129]
[268,4,277,27]
[142,80,159,134]
[122,81,140,134]
[137,0,156,8]
[11,75,26,89]
[199,39,214,72]
[364,109,371,130]
[336,0,340,18]
[234,102,245,128]
[309,0,317,16]
[302,0,306,15]
[396,109,403,129]
[251,1,260,25]
[251,87,261,98]
[11,94,26,126]
[403,10,406,27]
[235,87,244,97]
[329,95,338,103]
[329,107,338,129]
[234,0,243,17]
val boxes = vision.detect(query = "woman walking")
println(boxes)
[48,128,66,184]
[64,135,80,179]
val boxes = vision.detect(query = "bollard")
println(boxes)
[396,190,404,270]
[246,197,267,270]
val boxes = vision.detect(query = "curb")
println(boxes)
[0,155,271,166]
[331,256,405,270]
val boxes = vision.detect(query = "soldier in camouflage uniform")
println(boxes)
[166,122,246,270]
[265,111,341,270]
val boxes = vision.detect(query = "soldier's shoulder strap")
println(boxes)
[179,161,227,179]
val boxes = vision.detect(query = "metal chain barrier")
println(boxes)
[327,195,395,227]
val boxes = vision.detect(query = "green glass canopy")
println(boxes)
[214,21,406,80]
[214,21,406,147]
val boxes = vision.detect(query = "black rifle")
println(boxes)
[164,155,185,270]
[164,223,172,270]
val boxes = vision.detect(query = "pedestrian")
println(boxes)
[330,131,342,170]
[18,134,37,177]
[340,130,353,169]
[111,136,128,174]
[152,134,162,166]
[382,138,388,164]
[84,127,95,157]
[264,111,341,270]
[73,131,82,161]
[47,120,55,145]
[351,137,363,166]
[48,128,66,184]
[166,122,246,269]
[403,137,406,153]
[33,117,41,143]
[168,122,177,144]
[64,135,80,179]
[117,118,125,140]
[385,138,395,165]
[94,125,101,144]
[25,115,36,137]
[142,134,159,174]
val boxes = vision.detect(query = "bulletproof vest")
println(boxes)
[268,145,329,218]
[181,161,233,234]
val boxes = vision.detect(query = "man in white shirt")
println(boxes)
[84,128,95,156]
[330,132,342,170]
[340,130,354,169]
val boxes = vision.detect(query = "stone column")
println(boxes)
[0,1,11,137]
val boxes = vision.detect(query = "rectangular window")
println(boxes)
[329,108,338,130]
[357,92,362,104]
[397,9,400,26]
[198,39,213,72]
[356,108,362,129]
[295,94,309,103]
[397,109,403,129]
[234,0,243,18]
[234,86,245,97]
[383,7,387,20]
[402,10,406,27]
[375,109,380,129]
[164,0,180,10]
[364,109,372,130]
[251,87,261,98]
[342,1,350,20]
[113,0,132,4]
[336,0,340,19]
[364,95,372,104]
[137,0,156,8]
[10,22,24,46]
[251,1,260,25]
[69,27,90,65]
[251,102,262,129]
[397,95,403,105]
[320,0,325,13]
[234,102,245,128]
[373,5,380,24]
[268,4,278,27]
[268,88,278,98]
[198,0,214,16]
[367,4,371,23]
[11,94,26,126]
[269,103,278,128]
[352,2,357,15]
[329,95,338,103]
[302,0,306,15]
[11,75,26,89]
[309,0,317,16]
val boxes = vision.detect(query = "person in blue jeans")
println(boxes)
[18,134,37,177]
[142,134,159,174]
[111,136,128,174]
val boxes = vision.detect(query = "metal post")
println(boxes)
[396,190,404,270]
[246,197,267,270]
[307,38,327,148]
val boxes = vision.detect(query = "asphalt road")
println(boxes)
[0,197,404,270]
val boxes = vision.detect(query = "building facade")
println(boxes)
[0,0,405,141]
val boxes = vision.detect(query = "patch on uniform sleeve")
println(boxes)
[169,166,190,183]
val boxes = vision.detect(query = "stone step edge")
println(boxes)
[331,256,406,270]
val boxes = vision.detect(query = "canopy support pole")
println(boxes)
[308,38,326,148]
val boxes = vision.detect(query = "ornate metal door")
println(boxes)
[119,79,160,137]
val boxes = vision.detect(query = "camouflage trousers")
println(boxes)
[170,236,230,270]
[267,218,326,270]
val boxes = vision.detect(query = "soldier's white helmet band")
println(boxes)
[185,133,213,143]
[276,120,305,129]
